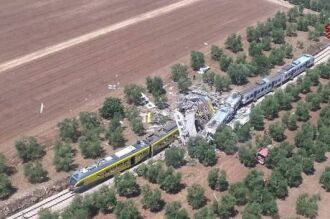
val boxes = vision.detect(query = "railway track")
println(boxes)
[6,46,330,219]
[7,190,74,219]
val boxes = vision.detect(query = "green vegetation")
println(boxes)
[213,194,236,218]
[225,33,243,53]
[207,168,229,191]
[106,115,125,147]
[187,137,217,166]
[0,174,13,200]
[79,134,102,158]
[99,97,124,119]
[250,106,264,130]
[79,112,102,135]
[15,137,44,162]
[320,167,330,191]
[165,201,188,219]
[187,184,206,209]
[191,51,205,71]
[124,84,144,105]
[115,200,140,219]
[219,55,233,72]
[296,193,320,218]
[114,172,139,197]
[142,185,163,212]
[214,125,238,154]
[239,146,257,167]
[24,161,48,183]
[268,121,285,142]
[210,45,223,61]
[193,206,216,219]
[57,118,79,142]
[53,141,74,172]
[165,147,185,168]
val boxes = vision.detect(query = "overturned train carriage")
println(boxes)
[69,122,178,190]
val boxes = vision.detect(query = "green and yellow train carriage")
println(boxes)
[69,122,178,191]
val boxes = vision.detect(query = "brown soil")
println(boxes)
[0,0,282,162]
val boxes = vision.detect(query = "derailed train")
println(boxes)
[69,54,314,190]
[204,54,314,135]
[69,122,178,190]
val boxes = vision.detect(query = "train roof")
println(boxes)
[292,54,313,65]
[71,121,177,181]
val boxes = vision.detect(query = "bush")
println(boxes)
[229,182,248,205]
[234,122,251,143]
[239,146,257,167]
[165,147,185,168]
[131,118,145,135]
[213,194,236,218]
[124,84,144,105]
[38,209,59,219]
[268,122,285,142]
[193,206,216,219]
[106,116,124,148]
[142,185,163,212]
[246,26,260,42]
[306,93,321,111]
[211,45,223,61]
[79,112,101,135]
[227,63,249,85]
[171,64,188,82]
[99,97,124,119]
[320,167,330,191]
[115,200,140,219]
[287,114,298,130]
[191,51,205,71]
[295,101,310,121]
[93,185,117,213]
[242,202,262,219]
[248,42,264,57]
[78,135,102,159]
[0,153,9,175]
[260,96,280,120]
[269,47,285,66]
[177,76,192,93]
[267,170,288,199]
[0,174,13,199]
[15,137,43,162]
[225,33,243,53]
[252,54,271,76]
[214,125,238,154]
[157,168,182,193]
[146,76,166,97]
[250,106,264,130]
[187,137,217,166]
[187,184,206,209]
[214,75,231,92]
[24,161,48,183]
[165,201,188,219]
[219,55,233,72]
[57,118,79,142]
[114,172,139,197]
[296,193,320,218]
[302,157,314,175]
[53,141,74,172]
[272,28,285,44]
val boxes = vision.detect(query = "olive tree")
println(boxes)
[15,137,43,162]
[187,184,206,209]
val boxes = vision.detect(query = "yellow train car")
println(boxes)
[69,122,178,191]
